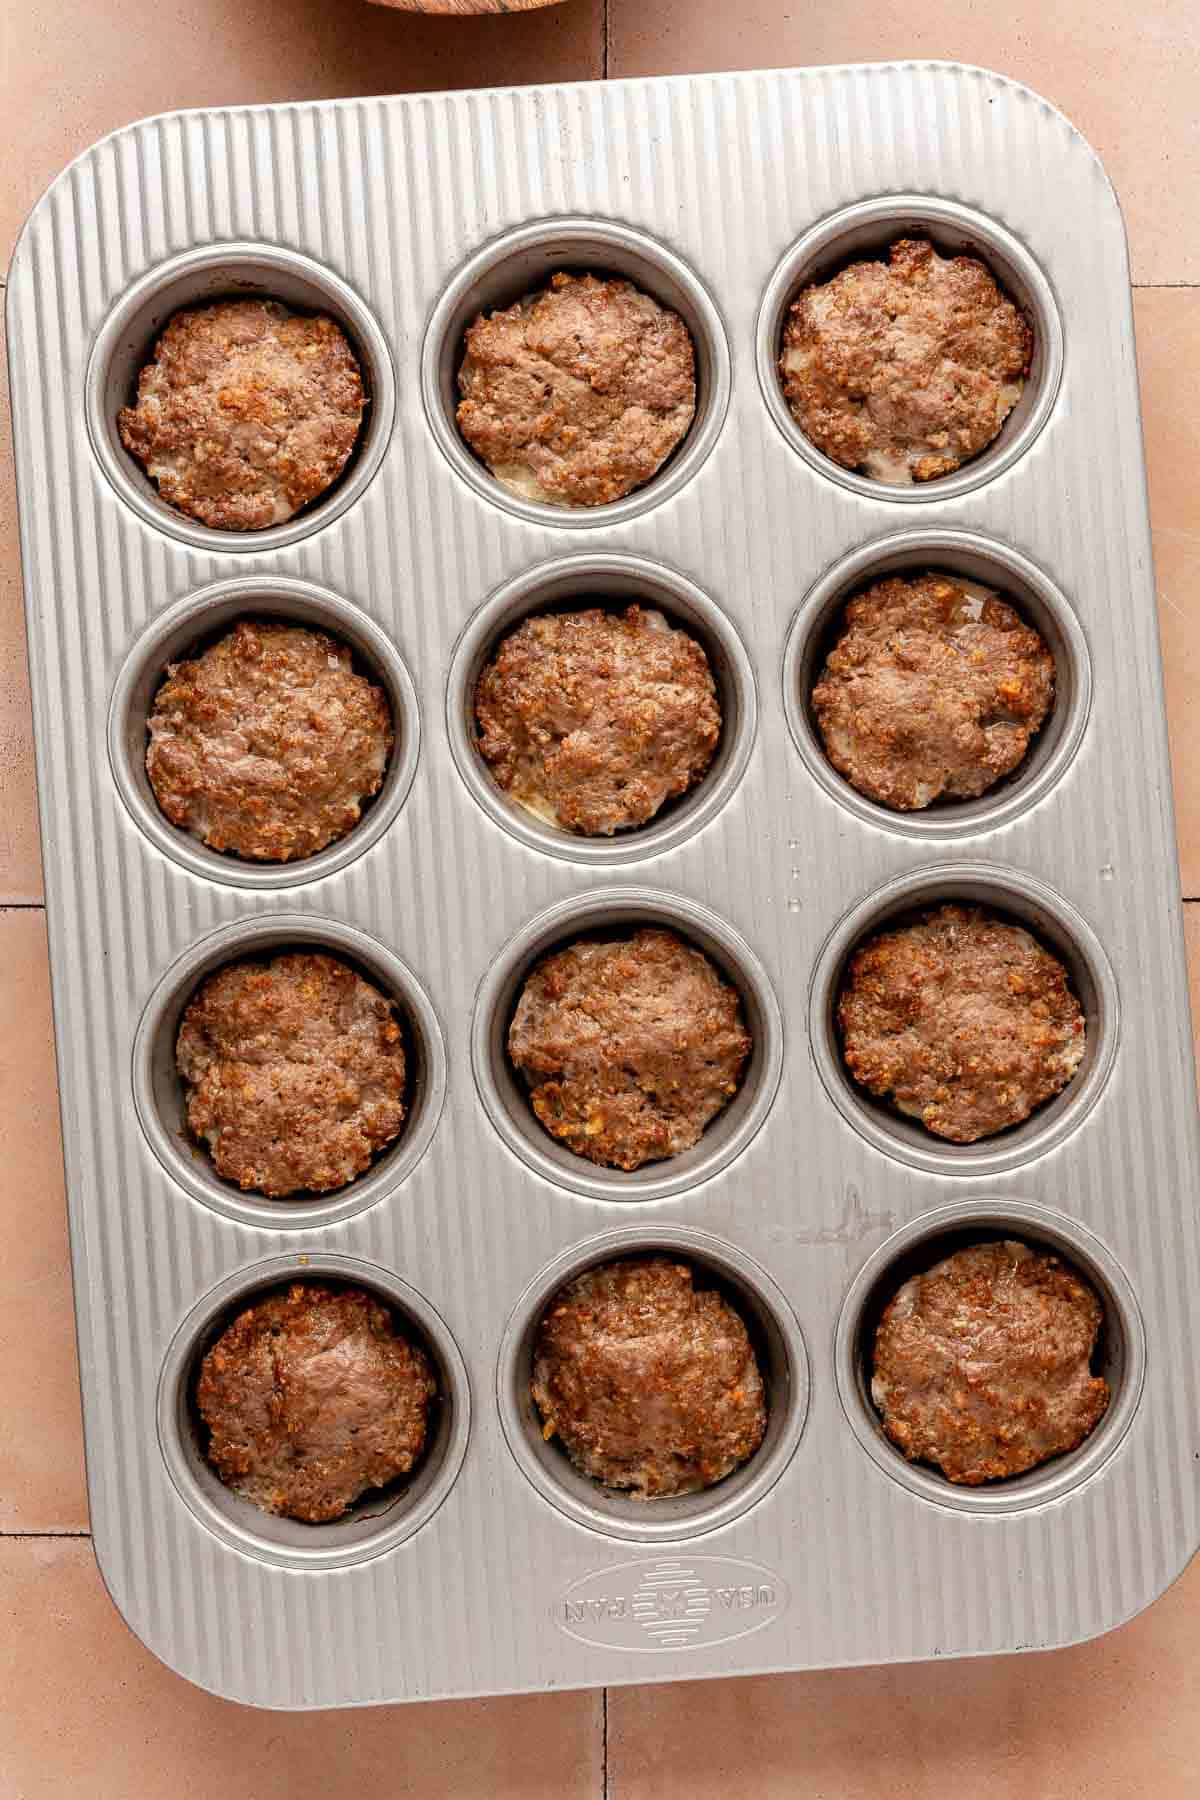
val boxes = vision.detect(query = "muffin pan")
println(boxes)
[7,64,1199,1708]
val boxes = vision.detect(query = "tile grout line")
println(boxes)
[0,1530,91,1540]
[601,1684,609,1799]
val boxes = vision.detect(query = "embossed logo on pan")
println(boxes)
[556,1556,788,1652]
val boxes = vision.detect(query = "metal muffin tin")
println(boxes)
[7,62,1199,1709]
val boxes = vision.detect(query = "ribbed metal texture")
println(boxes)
[7,63,1199,1707]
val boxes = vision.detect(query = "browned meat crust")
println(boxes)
[147,621,393,862]
[837,905,1085,1143]
[780,239,1032,483]
[176,951,406,1197]
[118,299,364,530]
[872,1241,1109,1483]
[532,1257,766,1497]
[811,573,1055,810]
[197,1282,436,1522]
[508,927,751,1171]
[456,272,696,507]
[475,606,720,835]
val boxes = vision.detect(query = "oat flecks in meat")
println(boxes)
[118,298,365,530]
[871,1240,1109,1484]
[837,904,1085,1143]
[147,621,393,862]
[197,1282,436,1522]
[508,927,751,1171]
[532,1256,767,1497]
[475,605,721,835]
[780,238,1032,483]
[176,951,407,1197]
[456,271,696,507]
[812,573,1055,811]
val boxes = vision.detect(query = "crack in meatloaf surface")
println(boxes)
[837,905,1085,1143]
[118,298,365,530]
[811,573,1055,811]
[532,1257,767,1497]
[456,272,696,507]
[474,605,721,835]
[176,951,407,1197]
[780,239,1032,483]
[871,1241,1109,1484]
[197,1282,436,1522]
[508,927,751,1171]
[147,620,394,862]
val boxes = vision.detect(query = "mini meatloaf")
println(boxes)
[532,1256,767,1497]
[811,573,1055,811]
[118,298,365,530]
[872,1240,1109,1484]
[176,951,406,1196]
[780,238,1032,483]
[197,1282,436,1522]
[474,606,721,835]
[147,620,393,862]
[837,905,1085,1143]
[508,928,751,1171]
[456,272,696,507]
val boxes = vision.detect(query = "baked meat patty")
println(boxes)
[532,1256,767,1497]
[147,620,393,862]
[474,605,721,835]
[176,951,407,1197]
[197,1282,436,1522]
[456,272,696,507]
[508,927,751,1171]
[837,905,1085,1143]
[118,299,365,530]
[811,573,1055,811]
[871,1240,1109,1484]
[780,238,1032,483]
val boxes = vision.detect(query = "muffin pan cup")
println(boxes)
[109,575,422,888]
[807,860,1120,1178]
[755,194,1064,502]
[471,886,784,1202]
[86,243,396,553]
[421,216,732,528]
[833,1198,1145,1516]
[782,530,1092,840]
[132,913,448,1230]
[158,1252,472,1570]
[8,65,1200,1709]
[496,1225,809,1543]
[447,552,758,865]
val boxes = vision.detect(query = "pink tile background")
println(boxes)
[2,2,1196,1786]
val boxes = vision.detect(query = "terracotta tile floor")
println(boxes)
[2,2,1197,1790]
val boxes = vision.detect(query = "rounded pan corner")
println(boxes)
[1016,1541,1200,1660]
[910,60,1131,251]
[83,1513,260,1711]
[8,107,187,292]
[93,1590,318,1712]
